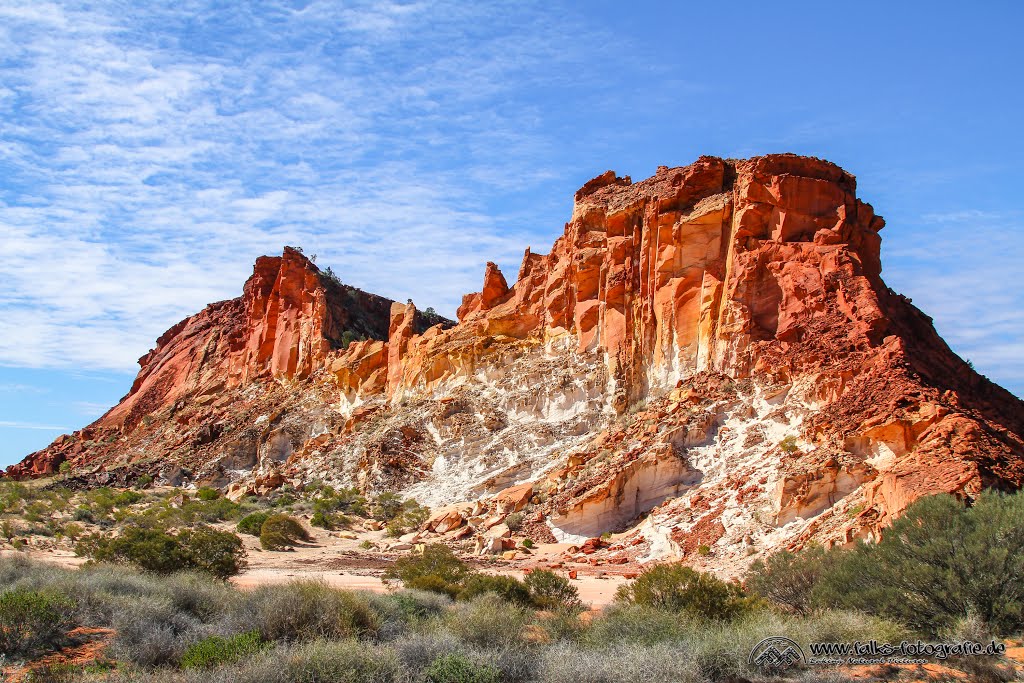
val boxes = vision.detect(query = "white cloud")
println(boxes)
[883,210,1024,395]
[0,0,602,372]
[0,420,69,431]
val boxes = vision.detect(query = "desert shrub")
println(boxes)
[383,589,453,622]
[584,604,686,646]
[311,510,351,530]
[458,574,532,606]
[371,492,404,521]
[0,588,77,656]
[539,642,704,683]
[76,525,245,578]
[136,473,154,487]
[779,435,799,453]
[815,491,1024,636]
[384,499,430,537]
[61,521,85,542]
[504,513,523,531]
[73,506,95,523]
[250,580,378,642]
[425,652,500,683]
[282,640,400,683]
[113,490,144,506]
[196,487,220,501]
[614,564,752,620]
[188,497,241,523]
[108,594,201,667]
[748,545,836,614]
[444,594,531,648]
[237,511,272,536]
[384,544,472,598]
[180,630,264,669]
[259,514,312,550]
[78,527,188,573]
[524,569,582,611]
[177,526,247,579]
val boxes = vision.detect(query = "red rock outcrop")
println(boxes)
[329,153,1024,536]
[8,154,1024,565]
[5,247,450,479]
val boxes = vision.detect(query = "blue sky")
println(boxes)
[1,0,1022,466]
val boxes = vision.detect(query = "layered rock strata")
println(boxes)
[9,154,1024,573]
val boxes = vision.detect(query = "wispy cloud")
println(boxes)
[883,209,1024,394]
[0,0,613,372]
[0,420,68,431]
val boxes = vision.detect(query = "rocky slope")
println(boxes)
[9,154,1024,574]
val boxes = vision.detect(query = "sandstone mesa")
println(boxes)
[9,153,1024,574]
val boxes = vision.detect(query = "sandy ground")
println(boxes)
[2,522,630,608]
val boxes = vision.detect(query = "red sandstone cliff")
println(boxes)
[8,154,1024,568]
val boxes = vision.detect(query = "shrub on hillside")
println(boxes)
[525,569,583,612]
[384,544,472,598]
[249,580,378,642]
[0,588,77,656]
[282,640,401,683]
[614,564,753,621]
[748,545,836,614]
[76,525,246,578]
[386,499,430,537]
[180,630,264,669]
[177,526,247,579]
[425,652,500,683]
[196,487,220,501]
[815,491,1024,636]
[236,510,271,536]
[78,527,187,573]
[259,514,312,550]
[458,574,532,606]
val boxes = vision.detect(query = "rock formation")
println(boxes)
[8,154,1024,573]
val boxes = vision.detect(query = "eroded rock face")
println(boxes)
[8,154,1024,574]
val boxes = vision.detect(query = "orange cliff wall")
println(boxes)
[335,155,891,408]
[95,247,400,433]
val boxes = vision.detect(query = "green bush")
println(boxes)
[78,526,187,573]
[311,510,351,530]
[815,491,1024,636]
[178,526,247,579]
[76,525,246,578]
[113,490,143,506]
[372,492,404,521]
[237,510,272,536]
[614,564,752,621]
[779,435,799,453]
[380,498,429,537]
[180,630,264,669]
[458,574,532,606]
[525,569,582,611]
[748,545,835,614]
[251,580,379,641]
[283,639,400,683]
[260,514,312,550]
[504,512,523,531]
[445,593,531,648]
[0,588,77,656]
[584,604,686,646]
[196,487,221,501]
[425,652,500,683]
[384,544,472,598]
